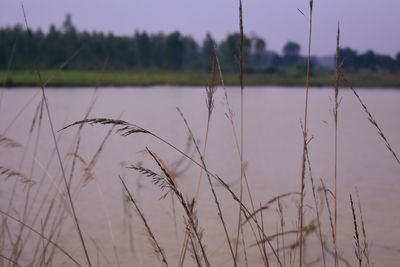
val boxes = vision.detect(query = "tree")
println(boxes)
[201,33,215,69]
[283,41,300,57]
[150,33,165,68]
[164,31,184,69]
[359,50,377,71]
[376,54,396,72]
[62,14,76,34]
[134,31,151,67]
[396,52,400,70]
[60,14,79,68]
[251,36,267,65]
[339,47,358,71]
[218,32,250,71]
[43,24,63,67]
[182,36,200,69]
[281,41,301,68]
[339,48,397,72]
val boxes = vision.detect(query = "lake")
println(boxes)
[0,86,399,266]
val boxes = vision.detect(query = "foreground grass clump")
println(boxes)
[1,1,399,267]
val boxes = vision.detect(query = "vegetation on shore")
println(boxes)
[2,13,400,89]
[2,69,400,87]
[2,13,400,88]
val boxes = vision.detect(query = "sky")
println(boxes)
[1,0,399,57]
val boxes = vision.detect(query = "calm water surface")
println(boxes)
[0,86,399,266]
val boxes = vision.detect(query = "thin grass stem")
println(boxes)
[119,175,169,267]
[0,209,81,266]
[299,1,313,266]
[176,107,236,266]
[62,118,283,266]
[21,4,92,266]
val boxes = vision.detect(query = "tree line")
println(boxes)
[1,14,399,73]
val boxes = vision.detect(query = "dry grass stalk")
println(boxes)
[29,99,44,179]
[21,5,92,265]
[215,179,283,266]
[84,230,114,267]
[0,253,22,267]
[215,3,265,263]
[215,43,266,264]
[333,23,345,267]
[241,212,249,267]
[26,137,61,216]
[170,194,179,253]
[0,166,36,186]
[37,201,60,265]
[341,75,400,165]
[299,1,313,266]
[23,177,66,264]
[61,118,149,135]
[120,163,141,260]
[305,148,326,267]
[356,189,371,266]
[69,120,120,265]
[33,187,115,267]
[2,135,69,264]
[176,107,236,266]
[206,49,217,119]
[119,175,169,267]
[145,149,177,188]
[184,199,204,266]
[29,100,41,134]
[234,0,246,261]
[242,192,299,225]
[89,126,121,266]
[0,209,81,266]
[63,116,283,265]
[10,96,44,265]
[350,194,362,267]
[320,179,335,248]
[68,152,96,181]
[0,134,22,148]
[260,205,268,266]
[179,49,217,267]
[277,198,287,267]
[323,243,351,267]
[2,91,40,136]
[68,79,99,186]
[43,119,140,266]
[28,65,105,266]
[144,148,210,266]
[86,123,116,177]
[251,226,315,248]
[215,48,256,203]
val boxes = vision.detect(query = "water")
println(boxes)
[0,86,399,266]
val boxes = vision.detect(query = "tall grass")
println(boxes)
[298,1,313,266]
[1,1,399,267]
[333,23,343,267]
[22,5,92,265]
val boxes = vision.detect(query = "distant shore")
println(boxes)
[2,69,400,88]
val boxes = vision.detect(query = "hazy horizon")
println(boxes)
[1,0,399,57]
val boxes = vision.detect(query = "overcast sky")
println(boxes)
[1,0,399,57]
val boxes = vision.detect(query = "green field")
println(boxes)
[2,69,400,88]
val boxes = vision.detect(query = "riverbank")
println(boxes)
[2,69,400,88]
